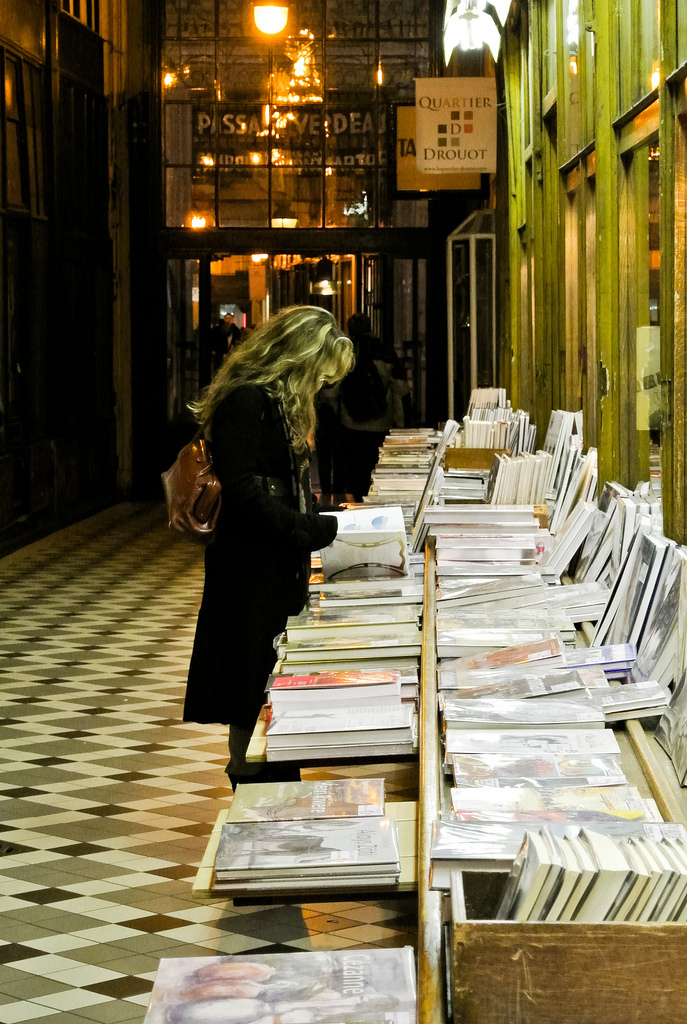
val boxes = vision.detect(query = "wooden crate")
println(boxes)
[448,869,687,1024]
[444,448,508,471]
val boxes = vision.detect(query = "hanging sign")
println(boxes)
[395,106,481,192]
[414,77,497,174]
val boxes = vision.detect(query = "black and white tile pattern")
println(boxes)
[0,504,417,1024]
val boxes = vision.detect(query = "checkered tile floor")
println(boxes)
[0,504,418,1024]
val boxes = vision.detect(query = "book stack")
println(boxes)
[440,579,610,623]
[430,819,686,886]
[449,785,653,824]
[267,670,415,714]
[213,815,402,893]
[486,450,553,505]
[537,501,597,578]
[448,750,627,790]
[226,778,385,822]
[276,630,422,675]
[565,643,637,680]
[438,664,606,698]
[496,826,687,922]
[143,949,417,1024]
[540,409,584,504]
[266,704,417,761]
[419,506,559,579]
[369,421,458,511]
[461,408,537,455]
[440,468,491,503]
[437,573,547,608]
[284,606,421,644]
[440,695,606,736]
[309,578,425,609]
[437,610,577,656]
[466,386,508,414]
[587,680,669,722]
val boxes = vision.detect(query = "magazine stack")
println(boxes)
[211,776,402,895]
[143,949,417,1024]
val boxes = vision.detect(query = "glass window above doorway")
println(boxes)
[162,0,429,228]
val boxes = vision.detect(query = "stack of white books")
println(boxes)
[212,816,402,893]
[284,605,420,644]
[440,696,606,738]
[496,826,687,922]
[437,664,607,698]
[437,610,577,654]
[277,632,422,674]
[266,704,417,761]
[437,574,547,609]
[486,450,553,505]
[588,680,669,722]
[309,578,424,609]
[441,468,491,503]
[429,819,686,887]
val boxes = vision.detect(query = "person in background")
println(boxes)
[183,306,354,788]
[224,313,242,349]
[338,313,409,502]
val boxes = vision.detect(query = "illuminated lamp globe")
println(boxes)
[253,3,289,34]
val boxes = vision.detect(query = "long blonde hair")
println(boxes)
[191,305,354,451]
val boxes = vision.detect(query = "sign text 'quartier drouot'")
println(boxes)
[415,78,497,174]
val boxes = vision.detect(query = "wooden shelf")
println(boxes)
[417,547,687,1024]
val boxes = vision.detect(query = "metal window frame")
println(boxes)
[446,213,496,420]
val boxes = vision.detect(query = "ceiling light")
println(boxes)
[444,0,502,63]
[253,3,289,35]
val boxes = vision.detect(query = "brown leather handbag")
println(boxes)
[161,426,222,544]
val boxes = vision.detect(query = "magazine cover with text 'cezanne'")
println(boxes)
[143,948,417,1024]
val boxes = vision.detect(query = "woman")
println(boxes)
[183,306,354,787]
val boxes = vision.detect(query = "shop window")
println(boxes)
[379,0,428,39]
[563,0,580,159]
[4,57,29,209]
[62,0,100,33]
[618,0,659,111]
[582,0,595,145]
[162,0,429,228]
[545,0,557,96]
[564,177,580,410]
[584,175,597,448]
[378,41,428,100]
[620,139,661,486]
[271,167,322,226]
[679,5,687,66]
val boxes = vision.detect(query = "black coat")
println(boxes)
[183,385,337,727]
